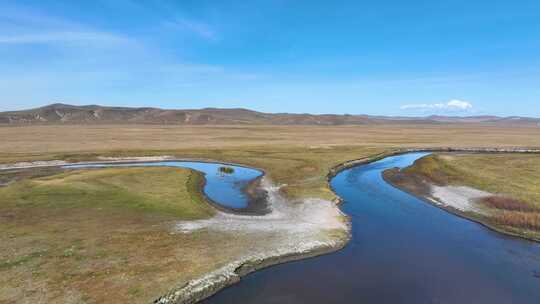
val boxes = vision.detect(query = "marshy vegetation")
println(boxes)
[479,196,540,213]
[478,196,540,231]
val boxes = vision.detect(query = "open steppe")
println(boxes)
[1,124,539,303]
[2,124,539,200]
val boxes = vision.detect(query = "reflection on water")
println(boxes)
[205,152,540,304]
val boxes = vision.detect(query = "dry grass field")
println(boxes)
[1,124,539,303]
[1,124,539,200]
[1,124,539,155]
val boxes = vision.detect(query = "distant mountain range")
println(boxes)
[1,103,539,126]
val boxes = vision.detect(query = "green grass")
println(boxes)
[0,145,384,201]
[155,146,384,200]
[401,153,540,238]
[406,153,540,209]
[1,124,539,301]
[0,250,48,270]
[0,167,240,303]
[401,154,464,185]
[0,167,215,220]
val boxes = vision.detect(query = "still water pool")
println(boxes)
[65,161,262,209]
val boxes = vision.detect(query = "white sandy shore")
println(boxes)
[429,185,491,214]
[156,178,350,303]
[176,179,346,234]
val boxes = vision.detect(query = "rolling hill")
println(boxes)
[1,103,539,126]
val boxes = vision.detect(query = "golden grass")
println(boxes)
[479,196,540,212]
[0,124,539,155]
[401,153,540,238]
[1,124,540,301]
[494,211,540,231]
[432,153,540,209]
[1,124,539,200]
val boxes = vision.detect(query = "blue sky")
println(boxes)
[1,0,539,116]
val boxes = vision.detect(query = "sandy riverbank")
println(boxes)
[430,185,490,214]
[156,179,350,303]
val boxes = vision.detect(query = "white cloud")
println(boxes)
[400,99,473,111]
[446,99,473,109]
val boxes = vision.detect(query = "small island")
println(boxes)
[218,166,235,174]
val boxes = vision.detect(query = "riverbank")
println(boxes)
[0,166,224,303]
[0,158,350,304]
[327,147,540,199]
[383,152,540,242]
[2,146,540,303]
[0,156,270,215]
[203,151,540,304]
[156,179,350,304]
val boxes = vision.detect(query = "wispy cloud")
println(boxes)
[163,19,217,41]
[0,31,130,44]
[400,99,473,111]
[0,2,258,111]
[127,0,219,41]
[0,4,132,46]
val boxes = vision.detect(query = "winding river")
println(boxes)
[204,152,540,304]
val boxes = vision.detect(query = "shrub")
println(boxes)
[494,211,540,231]
[218,166,235,174]
[480,196,539,212]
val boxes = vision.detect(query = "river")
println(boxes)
[204,152,540,304]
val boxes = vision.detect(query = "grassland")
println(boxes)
[1,124,540,302]
[1,124,539,200]
[0,167,246,303]
[2,125,540,155]
[0,167,215,219]
[387,153,540,240]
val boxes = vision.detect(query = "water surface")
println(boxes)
[65,161,262,209]
[205,152,540,303]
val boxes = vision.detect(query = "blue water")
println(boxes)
[204,152,540,304]
[64,161,262,209]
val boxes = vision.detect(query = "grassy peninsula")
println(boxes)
[385,153,540,240]
[0,167,229,303]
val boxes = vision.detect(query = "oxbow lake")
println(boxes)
[65,161,262,209]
